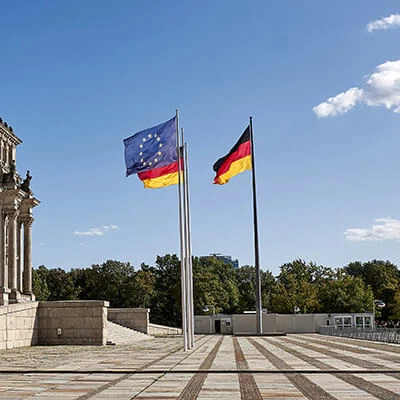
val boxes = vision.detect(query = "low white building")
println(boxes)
[195,312,374,335]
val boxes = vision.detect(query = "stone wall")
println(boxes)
[148,323,182,335]
[275,313,327,333]
[108,308,149,334]
[38,300,109,345]
[230,313,325,334]
[0,302,39,349]
[231,314,257,334]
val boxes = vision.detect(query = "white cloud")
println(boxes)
[367,14,400,32]
[363,60,400,112]
[312,88,363,117]
[74,228,103,236]
[345,217,400,241]
[74,225,119,237]
[313,60,400,117]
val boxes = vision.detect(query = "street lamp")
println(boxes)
[373,299,385,317]
[203,305,215,315]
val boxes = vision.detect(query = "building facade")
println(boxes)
[0,117,39,305]
[200,254,239,269]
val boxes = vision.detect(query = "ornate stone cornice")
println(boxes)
[0,117,22,145]
[20,197,40,216]
[0,189,26,208]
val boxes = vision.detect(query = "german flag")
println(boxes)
[213,126,252,185]
[138,159,183,189]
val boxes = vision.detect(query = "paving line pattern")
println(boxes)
[294,334,400,364]
[259,337,400,400]
[195,336,240,400]
[306,334,400,354]
[0,334,399,399]
[248,338,337,400]
[232,337,262,400]
[77,336,199,400]
[176,337,223,400]
[89,336,215,399]
[279,335,400,377]
[237,336,308,400]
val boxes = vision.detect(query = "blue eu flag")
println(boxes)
[124,116,177,177]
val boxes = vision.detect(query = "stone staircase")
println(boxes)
[106,320,153,345]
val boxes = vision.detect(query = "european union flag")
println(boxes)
[124,116,177,177]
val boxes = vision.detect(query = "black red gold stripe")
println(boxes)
[213,127,252,185]
[138,159,183,189]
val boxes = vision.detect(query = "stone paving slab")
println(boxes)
[0,335,398,399]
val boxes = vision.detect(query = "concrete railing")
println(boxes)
[319,326,400,344]
[148,323,182,335]
[108,308,150,334]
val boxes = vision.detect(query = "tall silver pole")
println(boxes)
[180,128,191,349]
[176,110,188,351]
[184,141,195,348]
[249,116,262,335]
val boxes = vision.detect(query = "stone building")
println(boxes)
[0,117,39,305]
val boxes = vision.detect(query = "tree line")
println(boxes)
[33,256,400,327]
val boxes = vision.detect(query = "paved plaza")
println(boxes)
[0,334,399,399]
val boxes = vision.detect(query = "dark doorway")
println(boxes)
[215,320,221,333]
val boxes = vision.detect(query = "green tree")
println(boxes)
[234,266,276,312]
[32,266,50,301]
[149,254,182,327]
[389,291,400,321]
[319,269,373,313]
[235,265,256,312]
[38,266,79,301]
[69,267,97,300]
[269,276,320,313]
[344,260,399,296]
[131,266,155,308]
[88,260,136,307]
[261,269,276,312]
[344,260,400,319]
[269,259,331,313]
[278,259,334,286]
[193,256,239,315]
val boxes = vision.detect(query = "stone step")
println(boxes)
[107,320,153,345]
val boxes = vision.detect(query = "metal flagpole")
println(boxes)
[184,141,195,348]
[176,110,188,351]
[249,116,262,335]
[181,127,191,349]
[181,128,193,349]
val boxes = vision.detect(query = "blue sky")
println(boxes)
[1,1,400,275]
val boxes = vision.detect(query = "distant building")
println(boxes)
[200,254,239,269]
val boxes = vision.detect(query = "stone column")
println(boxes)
[11,144,16,165]
[5,143,9,165]
[0,213,8,294]
[23,218,33,294]
[16,220,23,292]
[7,209,19,295]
